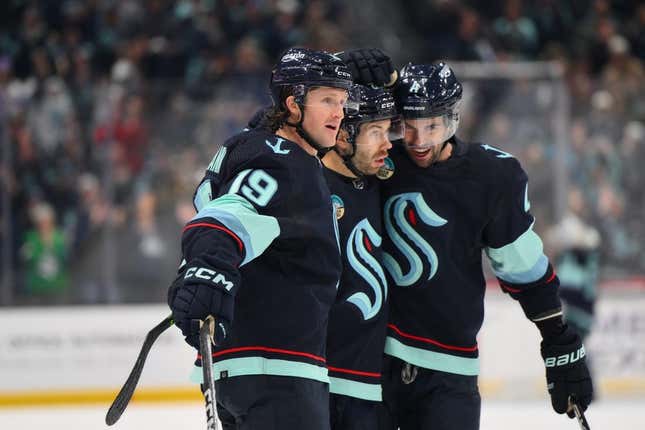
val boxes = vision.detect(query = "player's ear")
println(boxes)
[335,128,353,158]
[285,95,302,122]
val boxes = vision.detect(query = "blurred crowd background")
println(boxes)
[0,0,643,306]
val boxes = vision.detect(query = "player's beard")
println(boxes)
[427,144,445,166]
[351,150,388,176]
[406,143,444,168]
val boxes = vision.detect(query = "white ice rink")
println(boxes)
[1,399,642,429]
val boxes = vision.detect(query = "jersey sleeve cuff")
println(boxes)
[498,263,562,321]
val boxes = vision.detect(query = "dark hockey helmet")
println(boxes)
[269,47,357,155]
[394,62,463,147]
[343,85,403,144]
[394,62,462,120]
[337,85,402,177]
[270,47,355,106]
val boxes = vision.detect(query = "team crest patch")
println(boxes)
[377,157,395,180]
[331,194,345,219]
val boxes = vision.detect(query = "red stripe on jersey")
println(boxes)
[499,269,557,294]
[545,270,557,283]
[183,222,244,253]
[201,346,326,363]
[327,366,381,378]
[499,282,521,293]
[388,324,478,352]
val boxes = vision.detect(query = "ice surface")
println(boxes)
[0,399,642,429]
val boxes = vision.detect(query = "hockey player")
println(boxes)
[321,84,401,430]
[168,47,355,430]
[545,189,601,342]
[372,62,594,429]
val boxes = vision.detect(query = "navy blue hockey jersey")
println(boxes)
[187,129,342,384]
[323,169,389,402]
[380,138,561,376]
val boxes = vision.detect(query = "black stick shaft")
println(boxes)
[572,402,591,430]
[569,396,591,430]
[200,316,219,430]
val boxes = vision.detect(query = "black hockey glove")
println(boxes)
[169,264,237,349]
[541,325,593,417]
[167,268,184,308]
[337,48,397,87]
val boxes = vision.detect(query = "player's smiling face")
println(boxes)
[302,87,347,149]
[403,117,448,167]
[352,119,393,175]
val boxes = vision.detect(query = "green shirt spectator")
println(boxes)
[21,203,69,295]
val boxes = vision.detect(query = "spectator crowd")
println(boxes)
[0,0,642,305]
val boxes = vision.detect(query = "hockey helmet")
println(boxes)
[343,85,403,144]
[336,85,402,177]
[270,47,355,106]
[269,47,358,154]
[394,62,463,147]
[395,62,462,119]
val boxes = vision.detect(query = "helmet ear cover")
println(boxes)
[343,122,359,146]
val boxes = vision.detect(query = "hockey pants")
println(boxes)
[379,355,481,430]
[212,374,330,430]
[330,393,380,430]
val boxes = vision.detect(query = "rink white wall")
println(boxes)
[1,294,644,406]
[0,305,198,405]
[479,289,645,399]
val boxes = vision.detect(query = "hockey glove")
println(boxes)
[167,269,184,309]
[338,48,397,87]
[169,264,237,349]
[541,325,593,417]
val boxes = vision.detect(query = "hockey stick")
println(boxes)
[568,396,591,430]
[105,315,174,425]
[199,315,220,430]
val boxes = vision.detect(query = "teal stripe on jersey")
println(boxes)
[207,146,228,174]
[485,222,549,284]
[192,193,280,266]
[384,337,480,376]
[329,377,381,401]
[193,180,212,212]
[190,357,329,383]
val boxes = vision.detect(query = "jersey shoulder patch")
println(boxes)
[479,143,515,160]
[226,130,304,169]
[467,141,526,185]
[196,131,300,211]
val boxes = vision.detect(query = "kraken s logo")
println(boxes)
[346,219,387,320]
[382,193,447,286]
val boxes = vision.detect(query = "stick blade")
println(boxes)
[105,316,173,425]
